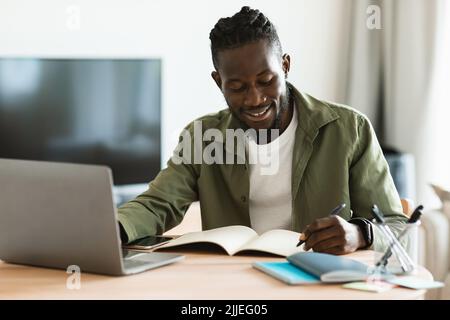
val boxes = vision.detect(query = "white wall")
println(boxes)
[0,0,349,165]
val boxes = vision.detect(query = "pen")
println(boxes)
[377,205,424,267]
[296,203,346,247]
[407,205,424,224]
[371,205,415,272]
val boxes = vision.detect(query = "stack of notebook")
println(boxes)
[253,252,372,284]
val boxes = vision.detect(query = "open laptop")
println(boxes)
[0,158,184,276]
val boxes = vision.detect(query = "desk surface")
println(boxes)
[0,249,432,300]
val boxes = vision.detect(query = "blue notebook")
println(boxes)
[254,252,371,285]
[253,261,321,285]
[287,252,369,283]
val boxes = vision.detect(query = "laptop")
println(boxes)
[0,158,184,276]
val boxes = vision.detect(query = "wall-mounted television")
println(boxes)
[0,58,161,185]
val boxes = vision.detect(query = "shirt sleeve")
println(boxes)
[117,127,200,243]
[349,114,409,252]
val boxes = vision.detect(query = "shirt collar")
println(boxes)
[289,82,340,141]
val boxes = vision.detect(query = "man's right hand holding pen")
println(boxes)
[297,203,369,255]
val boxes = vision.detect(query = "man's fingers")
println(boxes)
[310,236,345,253]
[304,225,344,251]
[302,216,362,255]
[303,215,346,239]
[305,216,341,234]
[319,245,346,255]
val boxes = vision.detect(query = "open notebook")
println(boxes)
[154,225,305,257]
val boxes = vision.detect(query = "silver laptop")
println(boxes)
[0,158,184,276]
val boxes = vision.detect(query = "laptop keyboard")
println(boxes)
[122,250,157,270]
[121,249,183,273]
[122,249,146,260]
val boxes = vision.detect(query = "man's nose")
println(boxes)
[243,86,266,107]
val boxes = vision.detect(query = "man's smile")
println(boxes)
[241,103,274,122]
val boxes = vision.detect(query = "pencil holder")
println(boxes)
[372,221,420,275]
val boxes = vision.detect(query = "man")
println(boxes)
[118,6,407,254]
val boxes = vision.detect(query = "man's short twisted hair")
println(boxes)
[209,6,283,69]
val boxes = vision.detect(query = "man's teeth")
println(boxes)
[246,106,270,116]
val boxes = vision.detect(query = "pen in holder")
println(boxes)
[371,205,420,275]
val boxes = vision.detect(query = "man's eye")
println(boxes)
[259,77,274,86]
[228,85,245,92]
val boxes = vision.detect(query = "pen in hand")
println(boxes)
[296,203,347,247]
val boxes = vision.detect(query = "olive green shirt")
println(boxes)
[118,83,407,251]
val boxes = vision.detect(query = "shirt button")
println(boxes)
[241,196,247,202]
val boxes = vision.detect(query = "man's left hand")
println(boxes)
[302,215,367,255]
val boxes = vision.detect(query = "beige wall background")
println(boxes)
[2,0,448,208]
[0,0,351,164]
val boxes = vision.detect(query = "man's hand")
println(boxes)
[302,215,367,255]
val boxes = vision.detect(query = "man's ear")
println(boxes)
[211,71,222,90]
[282,54,291,78]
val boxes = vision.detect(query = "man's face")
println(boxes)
[212,40,291,131]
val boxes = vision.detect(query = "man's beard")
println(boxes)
[270,86,291,131]
[230,85,292,132]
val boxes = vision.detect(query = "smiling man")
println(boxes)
[117,6,408,254]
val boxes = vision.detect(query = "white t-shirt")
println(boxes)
[247,105,298,234]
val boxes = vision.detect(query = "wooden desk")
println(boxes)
[0,249,432,300]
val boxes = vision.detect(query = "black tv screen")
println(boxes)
[0,58,161,185]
